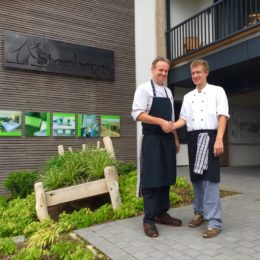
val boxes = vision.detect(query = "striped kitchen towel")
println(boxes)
[194,133,210,175]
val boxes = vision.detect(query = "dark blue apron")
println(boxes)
[187,129,220,182]
[140,80,176,189]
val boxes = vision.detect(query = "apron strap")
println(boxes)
[150,80,156,97]
[151,80,169,98]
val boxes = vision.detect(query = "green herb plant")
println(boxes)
[42,148,114,191]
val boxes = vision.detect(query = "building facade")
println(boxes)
[135,0,260,167]
[1,0,259,194]
[0,0,136,194]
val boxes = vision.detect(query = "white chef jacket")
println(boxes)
[180,83,230,131]
[131,80,175,121]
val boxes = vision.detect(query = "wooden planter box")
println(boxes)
[34,137,121,221]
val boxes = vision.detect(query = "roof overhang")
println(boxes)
[168,35,260,93]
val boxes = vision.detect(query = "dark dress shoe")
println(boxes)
[143,222,159,237]
[155,213,182,226]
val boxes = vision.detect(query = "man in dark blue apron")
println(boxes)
[172,59,230,238]
[131,56,182,237]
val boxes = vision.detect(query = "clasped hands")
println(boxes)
[161,120,176,133]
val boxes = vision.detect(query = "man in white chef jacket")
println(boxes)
[171,59,230,238]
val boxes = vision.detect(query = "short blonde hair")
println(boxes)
[190,59,209,72]
[151,56,170,68]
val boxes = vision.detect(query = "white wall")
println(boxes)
[135,0,157,164]
[177,144,189,165]
[228,91,260,166]
[197,0,214,12]
[174,87,192,165]
[135,0,157,86]
[170,0,197,27]
[169,0,213,27]
[229,145,260,166]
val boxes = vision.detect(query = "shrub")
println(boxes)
[0,194,36,238]
[50,240,95,260]
[115,160,136,175]
[174,176,191,189]
[0,196,8,208]
[59,204,114,230]
[0,196,8,217]
[13,247,42,260]
[27,222,63,249]
[3,170,39,198]
[0,165,195,258]
[23,218,55,238]
[0,237,16,256]
[169,191,182,205]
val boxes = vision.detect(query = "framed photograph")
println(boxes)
[53,113,75,137]
[25,112,50,137]
[0,110,22,136]
[78,114,99,137]
[100,115,120,137]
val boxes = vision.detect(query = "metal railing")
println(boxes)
[167,0,260,61]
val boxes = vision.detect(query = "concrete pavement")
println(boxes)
[75,166,260,259]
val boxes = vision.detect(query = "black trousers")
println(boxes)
[142,186,170,223]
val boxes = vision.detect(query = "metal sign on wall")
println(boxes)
[4,31,115,80]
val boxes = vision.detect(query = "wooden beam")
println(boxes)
[58,145,64,155]
[45,179,109,207]
[103,136,116,159]
[104,166,121,210]
[34,182,49,221]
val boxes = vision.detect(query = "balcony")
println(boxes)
[167,0,260,65]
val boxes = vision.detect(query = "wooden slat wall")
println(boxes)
[0,0,136,194]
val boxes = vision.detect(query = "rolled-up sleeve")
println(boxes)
[131,84,149,121]
[217,87,230,119]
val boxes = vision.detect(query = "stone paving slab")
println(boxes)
[75,166,260,259]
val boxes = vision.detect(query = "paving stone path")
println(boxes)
[75,166,260,260]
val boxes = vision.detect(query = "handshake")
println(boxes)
[161,120,177,133]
